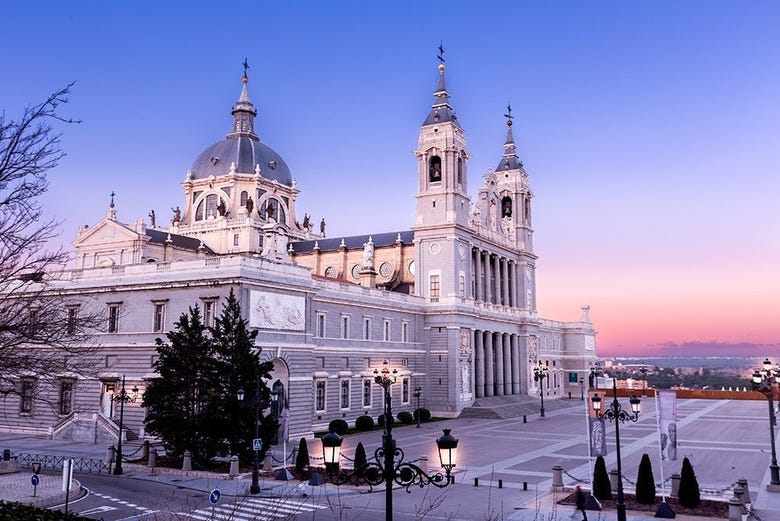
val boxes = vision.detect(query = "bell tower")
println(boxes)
[414,56,471,230]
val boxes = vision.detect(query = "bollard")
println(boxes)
[733,485,747,513]
[608,469,619,494]
[229,455,239,478]
[498,479,503,489]
[148,449,157,468]
[523,415,527,424]
[182,450,192,471]
[728,497,743,521]
[2,449,10,461]
[419,456,428,474]
[141,440,149,460]
[670,473,681,497]
[737,478,751,504]
[106,445,116,466]
[568,392,572,399]
[551,465,563,490]
[474,477,479,487]
[263,453,273,471]
[523,481,528,491]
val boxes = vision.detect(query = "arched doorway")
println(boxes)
[268,358,289,445]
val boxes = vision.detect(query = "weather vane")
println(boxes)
[504,102,514,120]
[242,58,249,78]
[437,42,445,64]
[110,191,116,208]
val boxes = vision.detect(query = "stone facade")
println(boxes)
[0,63,597,443]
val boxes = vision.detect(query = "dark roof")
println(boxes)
[146,228,215,253]
[290,230,414,254]
[189,136,293,186]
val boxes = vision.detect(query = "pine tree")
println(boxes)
[678,457,701,508]
[635,453,656,504]
[142,307,221,467]
[593,455,612,500]
[210,289,278,465]
[295,437,310,473]
[354,442,368,476]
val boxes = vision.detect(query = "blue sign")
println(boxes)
[209,488,221,505]
[31,475,40,486]
[253,438,263,451]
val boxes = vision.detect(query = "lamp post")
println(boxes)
[591,377,641,521]
[639,365,648,397]
[112,375,139,475]
[589,362,600,390]
[533,362,549,418]
[579,377,584,401]
[752,358,780,486]
[322,360,457,521]
[238,378,263,495]
[413,386,422,428]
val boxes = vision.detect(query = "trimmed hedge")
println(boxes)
[328,418,349,435]
[377,414,394,427]
[0,501,92,520]
[593,455,612,500]
[413,408,432,422]
[355,415,375,431]
[678,457,701,508]
[635,453,656,504]
[397,411,414,424]
[295,437,310,472]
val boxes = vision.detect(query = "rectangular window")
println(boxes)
[340,379,350,409]
[363,317,371,340]
[28,308,39,334]
[317,313,326,337]
[315,380,326,412]
[108,304,121,333]
[20,380,34,414]
[383,320,391,342]
[203,301,216,328]
[153,303,166,332]
[459,273,466,299]
[430,274,440,301]
[66,307,78,335]
[402,378,410,404]
[341,315,350,339]
[362,379,372,408]
[233,233,240,247]
[59,381,74,415]
[401,322,409,343]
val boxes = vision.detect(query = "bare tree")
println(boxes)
[0,83,102,408]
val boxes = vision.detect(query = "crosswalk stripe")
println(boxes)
[190,497,328,521]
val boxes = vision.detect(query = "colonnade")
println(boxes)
[473,330,524,398]
[472,248,523,307]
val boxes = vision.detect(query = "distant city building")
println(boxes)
[3,61,597,442]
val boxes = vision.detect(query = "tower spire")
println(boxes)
[422,44,460,128]
[228,59,259,141]
[496,102,522,172]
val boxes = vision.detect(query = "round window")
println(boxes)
[324,266,338,278]
[408,260,415,276]
[351,264,361,280]
[379,262,393,278]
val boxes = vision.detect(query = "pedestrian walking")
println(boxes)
[573,485,588,520]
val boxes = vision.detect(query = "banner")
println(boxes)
[658,390,678,461]
[587,390,607,457]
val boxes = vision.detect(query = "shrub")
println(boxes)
[377,413,394,427]
[397,411,414,424]
[678,457,701,508]
[635,453,656,504]
[413,407,432,422]
[354,442,368,475]
[592,455,612,500]
[355,415,375,431]
[294,437,309,472]
[328,418,349,435]
[0,500,92,520]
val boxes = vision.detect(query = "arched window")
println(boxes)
[259,198,286,224]
[501,196,513,218]
[457,156,464,185]
[429,155,442,182]
[240,191,248,207]
[195,194,220,221]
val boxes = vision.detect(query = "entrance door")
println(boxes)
[101,383,116,417]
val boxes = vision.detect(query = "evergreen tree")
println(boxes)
[142,307,221,467]
[295,437,310,473]
[210,289,277,465]
[593,455,612,500]
[354,442,368,476]
[678,457,701,508]
[635,453,656,504]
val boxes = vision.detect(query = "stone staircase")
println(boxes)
[458,394,585,420]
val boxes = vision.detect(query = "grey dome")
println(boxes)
[189,136,293,186]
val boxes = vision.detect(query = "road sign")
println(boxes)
[253,438,263,451]
[31,475,40,486]
[209,488,221,505]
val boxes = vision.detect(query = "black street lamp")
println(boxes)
[237,379,263,495]
[322,360,458,521]
[589,362,600,390]
[579,377,584,401]
[639,365,648,397]
[112,375,139,475]
[533,361,549,418]
[591,377,641,521]
[752,358,780,486]
[413,386,422,428]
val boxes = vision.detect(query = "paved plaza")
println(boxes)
[1,397,779,519]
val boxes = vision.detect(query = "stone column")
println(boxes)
[493,256,501,305]
[495,333,505,396]
[484,254,492,304]
[501,258,509,307]
[475,249,484,302]
[475,330,485,398]
[511,334,521,394]
[503,333,512,395]
[507,260,515,308]
[485,331,494,397]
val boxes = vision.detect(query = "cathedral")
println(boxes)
[4,59,597,443]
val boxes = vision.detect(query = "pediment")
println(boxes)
[73,219,143,249]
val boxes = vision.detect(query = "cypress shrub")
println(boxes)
[678,457,701,508]
[354,441,368,476]
[377,414,394,428]
[592,455,612,500]
[328,418,349,435]
[397,411,414,424]
[635,453,656,504]
[413,408,432,422]
[355,414,375,431]
[294,437,309,472]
